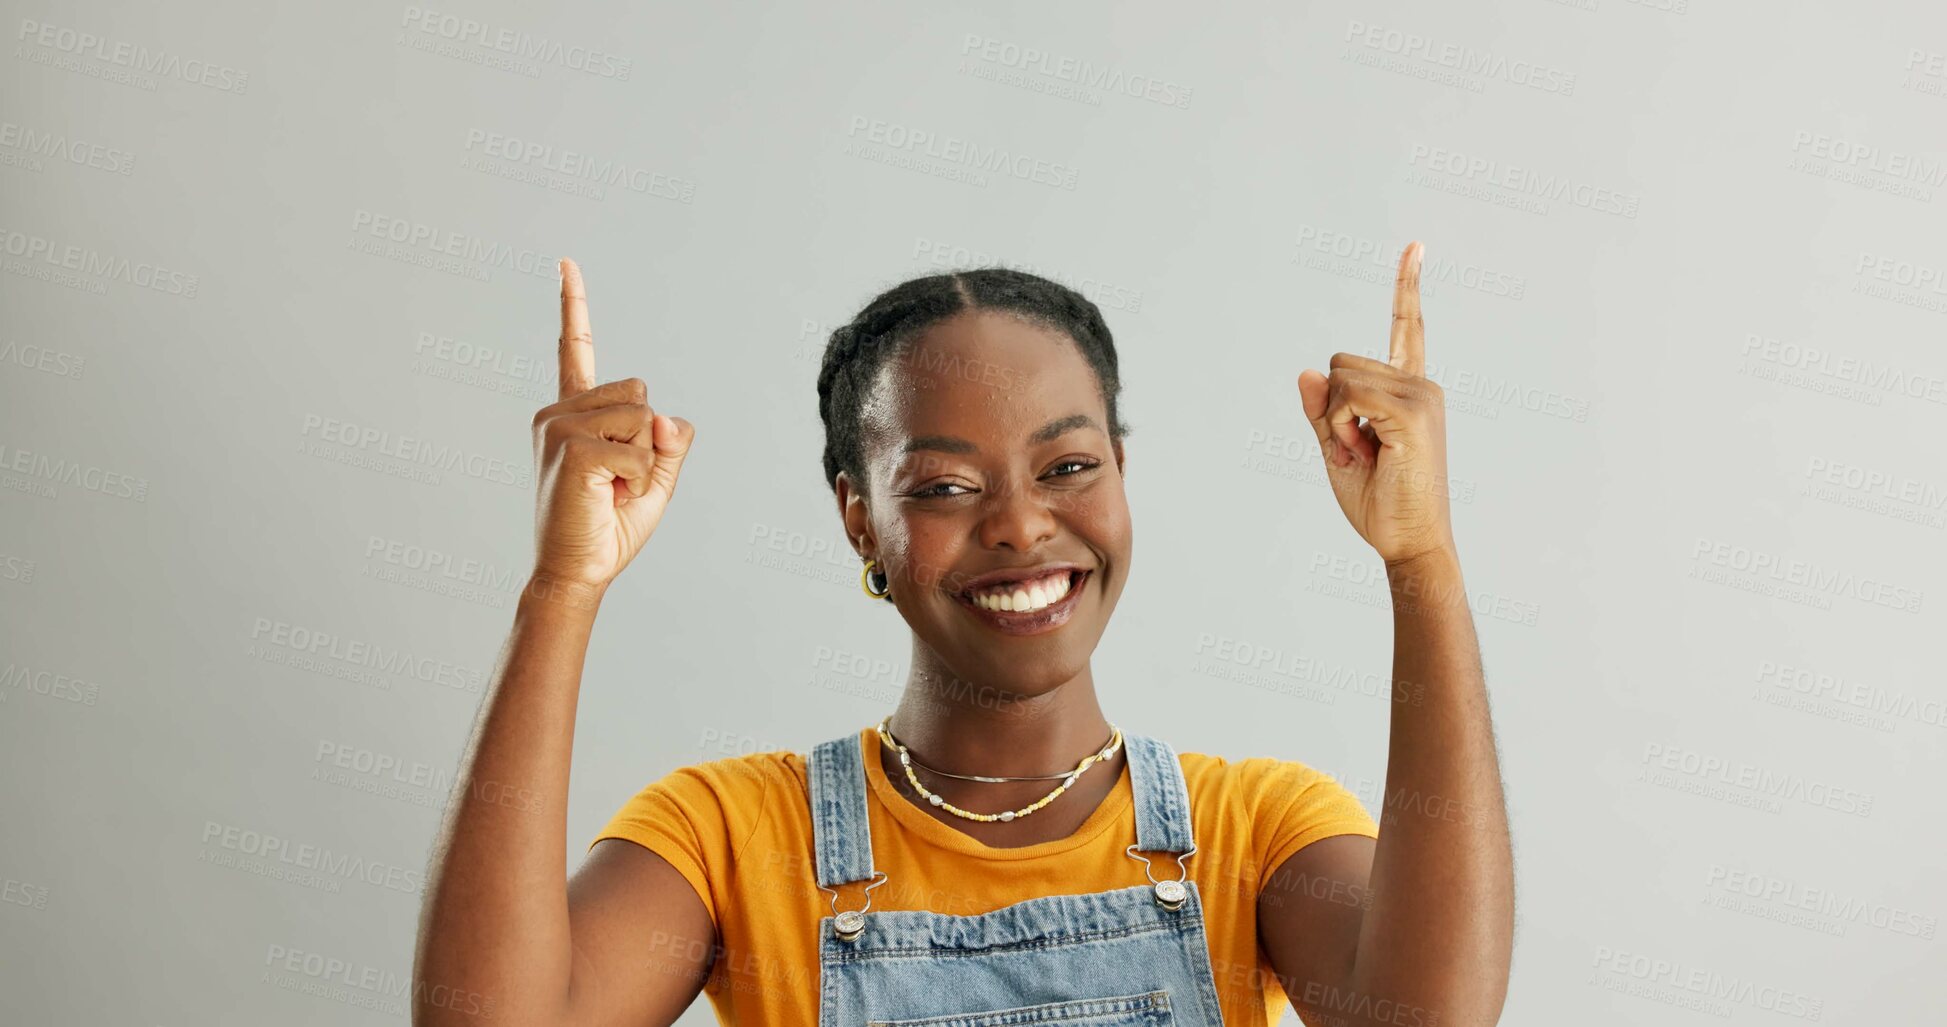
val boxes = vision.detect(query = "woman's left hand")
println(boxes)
[1296,241,1456,566]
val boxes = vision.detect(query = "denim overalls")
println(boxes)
[807,727,1229,1026]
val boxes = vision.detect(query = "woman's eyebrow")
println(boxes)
[902,413,1102,455]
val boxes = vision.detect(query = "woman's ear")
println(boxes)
[835,470,873,557]
[1112,438,1126,478]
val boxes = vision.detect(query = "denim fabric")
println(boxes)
[808,728,1228,1026]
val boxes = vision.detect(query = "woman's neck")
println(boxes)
[882,659,1114,784]
[877,660,1125,848]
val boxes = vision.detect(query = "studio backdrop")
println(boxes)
[1,0,1941,1023]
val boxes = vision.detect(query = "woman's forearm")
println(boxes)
[411,574,608,1026]
[1352,545,1514,1027]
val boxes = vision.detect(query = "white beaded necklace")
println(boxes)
[874,715,1124,823]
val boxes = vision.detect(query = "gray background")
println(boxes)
[3,0,1942,1023]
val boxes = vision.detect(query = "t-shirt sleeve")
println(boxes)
[1252,758,1379,892]
[588,759,771,930]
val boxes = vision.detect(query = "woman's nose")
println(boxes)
[976,477,1060,550]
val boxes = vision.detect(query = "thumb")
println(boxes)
[659,414,694,452]
[1296,371,1340,462]
[652,414,695,480]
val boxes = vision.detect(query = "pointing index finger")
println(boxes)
[559,257,595,401]
[1389,240,1425,378]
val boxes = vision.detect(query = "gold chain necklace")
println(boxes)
[874,715,1123,823]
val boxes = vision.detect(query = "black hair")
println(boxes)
[816,267,1131,497]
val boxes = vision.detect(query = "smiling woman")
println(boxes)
[820,271,1135,671]
[412,251,1513,1027]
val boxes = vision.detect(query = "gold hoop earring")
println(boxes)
[860,559,893,601]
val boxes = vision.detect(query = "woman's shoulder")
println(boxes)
[1171,746,1372,823]
[1169,744,1379,871]
[594,745,812,855]
[642,744,809,799]
[1174,746,1346,791]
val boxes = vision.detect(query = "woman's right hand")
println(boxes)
[529,257,696,592]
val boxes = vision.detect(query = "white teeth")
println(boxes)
[971,572,1073,613]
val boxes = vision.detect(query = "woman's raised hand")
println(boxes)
[529,257,695,591]
[1296,241,1456,568]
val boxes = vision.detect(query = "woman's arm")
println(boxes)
[412,579,718,1027]
[1261,242,1514,1026]
[412,259,705,1026]
[1259,546,1511,1027]
[412,577,595,1025]
[1362,545,1510,1020]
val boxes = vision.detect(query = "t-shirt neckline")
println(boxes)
[857,726,1135,861]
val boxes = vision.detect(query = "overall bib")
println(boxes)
[807,727,1230,1026]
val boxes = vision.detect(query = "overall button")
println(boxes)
[1154,880,1187,909]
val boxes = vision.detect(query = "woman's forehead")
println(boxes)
[859,314,1103,461]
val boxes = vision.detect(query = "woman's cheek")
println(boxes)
[893,531,957,592]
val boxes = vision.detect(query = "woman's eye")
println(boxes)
[909,461,1098,498]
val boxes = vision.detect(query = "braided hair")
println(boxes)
[816,267,1131,497]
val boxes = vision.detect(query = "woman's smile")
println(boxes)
[950,568,1092,636]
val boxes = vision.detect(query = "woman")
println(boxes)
[413,247,1514,1027]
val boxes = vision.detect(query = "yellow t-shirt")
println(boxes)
[589,726,1378,1026]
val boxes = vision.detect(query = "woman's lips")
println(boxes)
[951,570,1089,636]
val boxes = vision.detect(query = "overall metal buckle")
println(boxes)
[1127,843,1197,910]
[818,871,889,941]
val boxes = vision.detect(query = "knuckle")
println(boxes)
[559,329,593,346]
[543,412,577,445]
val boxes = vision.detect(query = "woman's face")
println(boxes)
[837,308,1131,699]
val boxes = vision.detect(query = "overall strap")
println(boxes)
[809,729,876,888]
[1124,732,1196,854]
